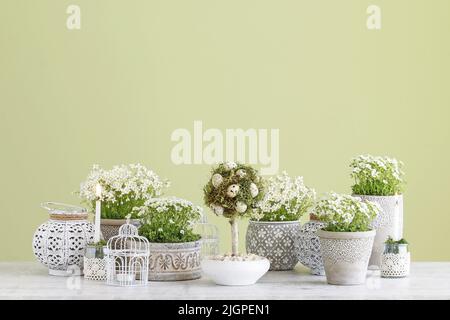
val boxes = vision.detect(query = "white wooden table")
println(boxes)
[0,262,449,300]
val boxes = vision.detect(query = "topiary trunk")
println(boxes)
[229,217,239,256]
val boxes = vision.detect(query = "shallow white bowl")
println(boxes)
[201,258,270,286]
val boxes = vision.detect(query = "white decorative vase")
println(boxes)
[148,241,202,281]
[245,221,300,271]
[83,245,107,281]
[298,216,326,275]
[381,243,410,278]
[318,230,376,285]
[356,195,403,267]
[201,258,270,286]
[33,202,94,276]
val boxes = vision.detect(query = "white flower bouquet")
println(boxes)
[315,192,380,232]
[79,163,169,219]
[350,155,405,196]
[135,197,202,243]
[252,172,315,221]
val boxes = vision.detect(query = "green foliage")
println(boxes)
[87,239,107,248]
[385,236,409,245]
[350,155,405,196]
[136,197,202,243]
[203,162,264,219]
[315,192,380,232]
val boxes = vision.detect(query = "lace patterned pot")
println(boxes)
[83,245,107,281]
[298,216,326,275]
[33,202,94,276]
[355,195,403,267]
[100,218,140,242]
[245,220,300,271]
[381,243,410,278]
[148,241,202,281]
[318,229,376,285]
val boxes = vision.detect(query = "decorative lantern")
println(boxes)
[106,221,150,286]
[381,242,410,278]
[83,244,107,281]
[32,202,94,276]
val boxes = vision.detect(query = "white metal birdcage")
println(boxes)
[194,212,219,258]
[106,221,149,286]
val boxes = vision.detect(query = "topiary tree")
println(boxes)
[203,162,264,256]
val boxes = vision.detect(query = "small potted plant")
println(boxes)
[79,164,169,241]
[246,172,316,271]
[201,162,269,286]
[381,237,410,278]
[316,192,380,285]
[350,155,405,267]
[84,240,107,281]
[135,197,202,281]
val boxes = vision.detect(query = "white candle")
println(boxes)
[94,184,102,243]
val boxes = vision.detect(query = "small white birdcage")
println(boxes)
[106,221,149,286]
[194,212,219,258]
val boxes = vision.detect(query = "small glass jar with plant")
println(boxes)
[201,162,270,286]
[381,237,410,278]
[135,197,202,281]
[350,154,405,267]
[246,172,316,270]
[79,163,169,241]
[315,192,380,285]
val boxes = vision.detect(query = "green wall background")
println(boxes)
[1,0,449,261]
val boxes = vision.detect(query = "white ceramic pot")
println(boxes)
[201,258,270,286]
[318,229,376,285]
[355,195,403,267]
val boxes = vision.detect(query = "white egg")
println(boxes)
[211,173,223,188]
[236,201,247,213]
[211,204,224,216]
[236,169,246,177]
[223,161,237,171]
[250,183,259,198]
[226,184,240,198]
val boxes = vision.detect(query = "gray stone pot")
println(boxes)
[100,219,140,242]
[318,230,376,285]
[299,219,326,275]
[245,220,300,271]
[148,241,202,281]
[355,195,403,267]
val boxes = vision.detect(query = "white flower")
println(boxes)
[169,219,174,224]
[180,230,185,235]
[158,228,163,232]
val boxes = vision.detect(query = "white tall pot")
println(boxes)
[356,195,403,267]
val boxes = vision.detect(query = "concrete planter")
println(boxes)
[355,195,403,267]
[148,241,202,281]
[318,229,376,285]
[245,220,300,271]
[100,219,140,242]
